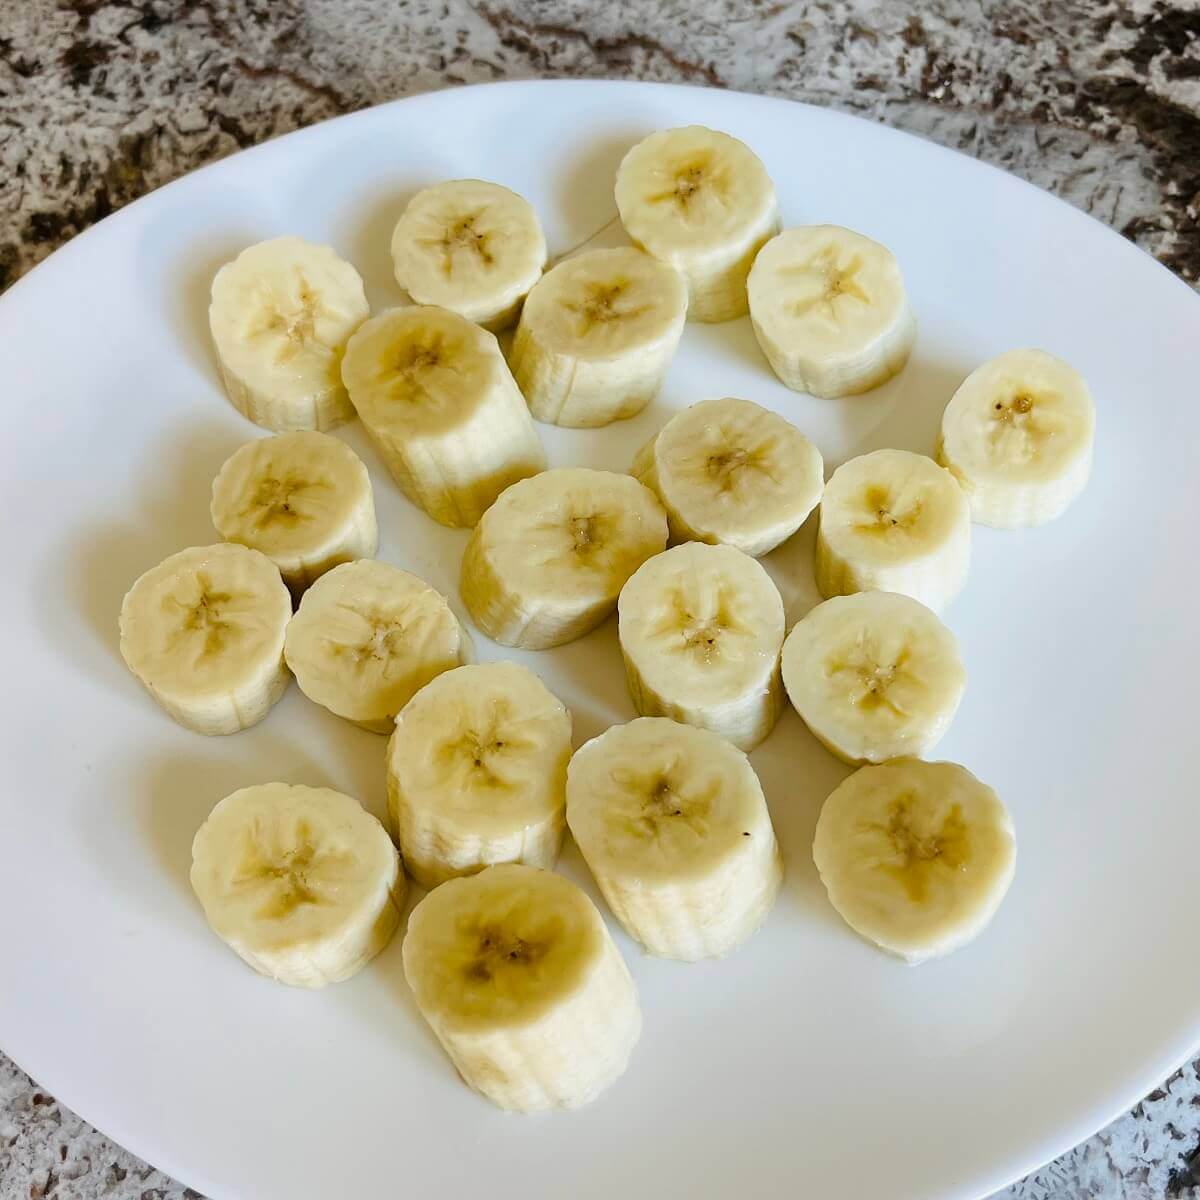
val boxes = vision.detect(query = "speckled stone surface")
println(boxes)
[1,2,1199,1197]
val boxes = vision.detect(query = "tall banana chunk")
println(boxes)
[387,663,572,888]
[509,247,687,428]
[341,306,545,527]
[390,180,547,332]
[815,449,970,613]
[937,348,1096,528]
[566,718,783,961]
[781,592,965,765]
[614,126,779,322]
[402,864,641,1112]
[632,396,824,557]
[812,759,1016,964]
[209,236,369,432]
[210,431,377,593]
[461,468,668,650]
[119,543,291,736]
[617,542,785,751]
[747,225,916,397]
[190,783,403,987]
[284,559,469,733]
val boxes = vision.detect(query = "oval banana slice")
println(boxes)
[190,782,403,988]
[119,543,291,736]
[402,863,641,1112]
[567,717,783,961]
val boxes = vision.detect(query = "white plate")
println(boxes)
[1,80,1197,1200]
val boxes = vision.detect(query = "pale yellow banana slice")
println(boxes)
[747,225,916,397]
[341,306,546,527]
[190,782,403,988]
[461,468,668,650]
[937,348,1096,528]
[566,717,782,961]
[402,863,641,1112]
[209,236,369,431]
[119,543,291,736]
[390,179,547,332]
[812,759,1016,964]
[617,542,785,751]
[614,126,780,322]
[387,663,572,888]
[632,396,824,557]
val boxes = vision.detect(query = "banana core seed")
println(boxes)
[434,214,493,273]
[465,925,551,983]
[878,797,969,903]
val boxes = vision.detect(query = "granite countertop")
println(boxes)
[1,1,1198,1197]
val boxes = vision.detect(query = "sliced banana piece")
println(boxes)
[190,782,403,987]
[209,236,369,432]
[632,396,824,557]
[614,126,780,322]
[815,449,970,613]
[402,863,641,1112]
[567,717,783,961]
[387,663,572,888]
[390,179,547,332]
[509,247,688,428]
[937,348,1096,528]
[283,559,470,733]
[341,306,546,527]
[461,468,668,650]
[781,592,965,765]
[812,759,1016,964]
[617,542,785,751]
[747,225,916,397]
[119,543,291,736]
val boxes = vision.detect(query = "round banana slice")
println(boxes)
[209,236,369,432]
[190,782,404,988]
[390,179,547,332]
[815,449,970,613]
[781,592,965,765]
[402,863,641,1112]
[614,126,780,322]
[341,305,546,528]
[617,542,785,751]
[210,431,377,593]
[461,468,668,650]
[937,348,1096,528]
[283,559,470,733]
[119,543,291,736]
[387,663,572,888]
[812,759,1016,964]
[747,225,917,398]
[567,717,783,961]
[632,396,824,557]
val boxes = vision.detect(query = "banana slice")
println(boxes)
[283,559,470,733]
[614,126,779,322]
[632,396,824,557]
[341,306,546,527]
[119,543,291,736]
[781,592,965,765]
[509,247,688,428]
[402,863,641,1112]
[390,179,547,332]
[209,236,369,432]
[812,759,1016,963]
[387,663,572,888]
[815,449,970,613]
[210,431,377,593]
[937,348,1096,528]
[461,468,668,650]
[617,542,785,751]
[566,717,783,961]
[190,782,403,987]
[747,225,916,397]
